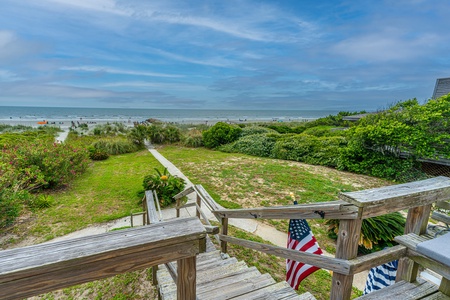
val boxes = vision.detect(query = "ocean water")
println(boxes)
[0,106,340,124]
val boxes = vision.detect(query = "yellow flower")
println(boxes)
[160,175,168,181]
[289,192,295,201]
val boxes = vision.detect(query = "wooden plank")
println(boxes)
[395,233,450,280]
[195,184,221,211]
[177,256,196,300]
[331,219,362,300]
[436,201,450,211]
[229,281,298,300]
[213,200,359,220]
[174,186,195,200]
[221,217,229,254]
[356,279,439,299]
[204,225,219,235]
[348,245,407,274]
[395,233,432,250]
[198,273,275,300]
[339,177,450,218]
[432,211,450,225]
[219,234,351,274]
[439,278,450,296]
[422,291,450,300]
[145,190,160,223]
[0,218,206,300]
[398,203,431,283]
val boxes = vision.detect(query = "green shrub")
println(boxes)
[219,133,280,157]
[88,147,110,161]
[1,141,89,190]
[141,168,186,207]
[202,122,242,148]
[302,126,346,137]
[183,129,203,147]
[240,126,277,137]
[0,189,23,228]
[271,134,347,167]
[327,212,406,254]
[91,137,140,155]
[338,140,428,182]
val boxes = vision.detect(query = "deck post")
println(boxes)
[221,217,229,254]
[396,204,432,282]
[196,194,201,219]
[176,197,180,218]
[177,256,197,300]
[330,218,362,300]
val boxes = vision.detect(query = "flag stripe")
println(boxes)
[286,218,323,290]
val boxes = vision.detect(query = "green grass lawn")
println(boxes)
[8,150,162,244]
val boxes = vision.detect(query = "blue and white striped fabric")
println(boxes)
[363,259,398,295]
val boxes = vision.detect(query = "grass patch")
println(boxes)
[6,150,162,244]
[158,145,389,252]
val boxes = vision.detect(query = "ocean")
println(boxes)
[0,106,340,126]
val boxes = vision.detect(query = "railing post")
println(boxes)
[330,219,362,300]
[177,256,196,300]
[176,198,180,218]
[221,217,228,254]
[196,194,201,219]
[396,204,432,282]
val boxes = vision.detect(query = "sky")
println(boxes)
[0,0,449,111]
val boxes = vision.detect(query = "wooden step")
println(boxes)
[356,279,443,300]
[156,236,309,299]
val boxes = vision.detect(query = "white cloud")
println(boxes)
[103,81,206,91]
[60,66,183,78]
[0,69,22,82]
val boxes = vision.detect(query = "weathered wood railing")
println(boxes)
[206,176,450,300]
[0,217,207,300]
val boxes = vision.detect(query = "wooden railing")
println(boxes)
[177,177,450,300]
[0,217,207,300]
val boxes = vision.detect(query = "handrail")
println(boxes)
[185,178,450,300]
[213,200,359,220]
[0,217,206,300]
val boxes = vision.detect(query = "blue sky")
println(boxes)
[0,0,449,111]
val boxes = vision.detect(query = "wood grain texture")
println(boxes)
[177,256,197,300]
[348,245,407,274]
[221,217,229,254]
[331,219,362,300]
[213,200,359,220]
[339,176,450,218]
[0,217,206,300]
[145,190,160,224]
[174,186,195,200]
[219,234,351,274]
[356,279,439,299]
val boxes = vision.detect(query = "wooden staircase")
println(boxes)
[156,239,316,300]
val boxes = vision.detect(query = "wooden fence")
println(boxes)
[0,217,206,300]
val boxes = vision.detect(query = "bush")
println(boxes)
[240,126,277,137]
[272,134,347,167]
[88,146,110,161]
[183,129,203,147]
[141,168,186,207]
[1,141,89,190]
[0,189,23,228]
[219,133,280,157]
[91,137,140,155]
[202,122,242,148]
[327,212,406,254]
[338,139,428,182]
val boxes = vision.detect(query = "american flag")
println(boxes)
[286,218,323,289]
